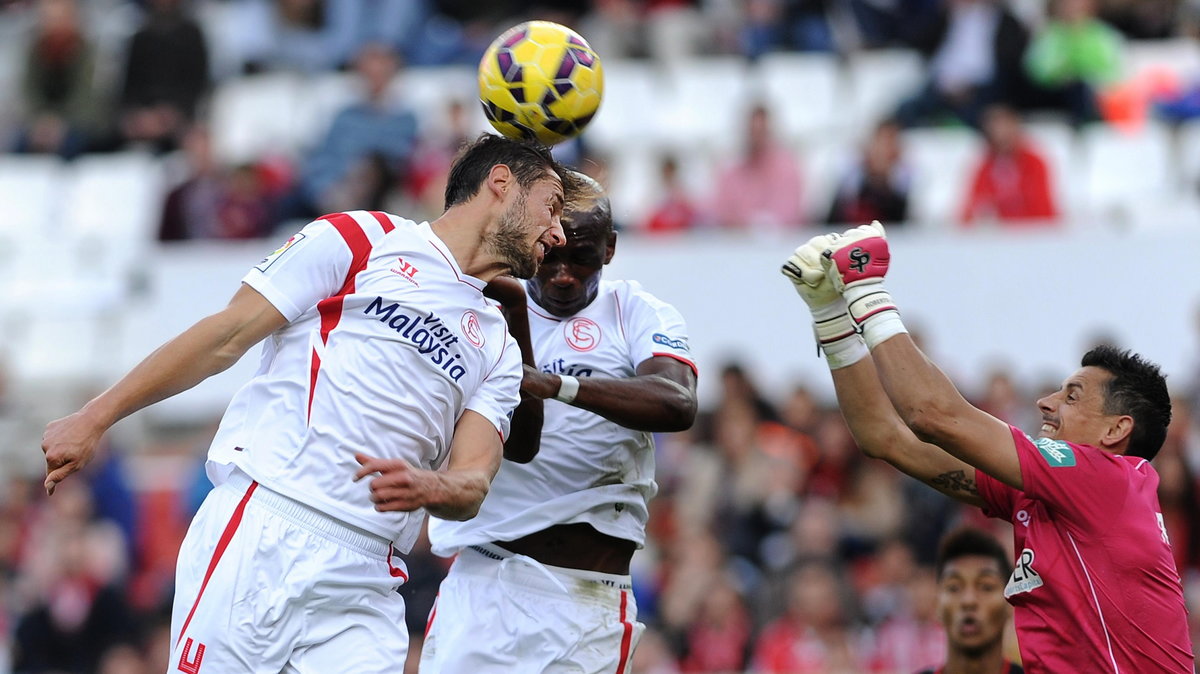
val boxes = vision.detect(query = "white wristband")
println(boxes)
[554,374,580,403]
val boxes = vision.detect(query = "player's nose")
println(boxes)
[545,216,566,247]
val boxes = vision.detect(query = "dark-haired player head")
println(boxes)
[526,172,615,317]
[442,133,588,279]
[918,527,1022,674]
[1038,345,1171,461]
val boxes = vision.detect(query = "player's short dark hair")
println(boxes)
[936,527,1012,580]
[443,133,582,210]
[1080,345,1171,461]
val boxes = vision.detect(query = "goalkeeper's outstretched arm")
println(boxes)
[830,353,987,508]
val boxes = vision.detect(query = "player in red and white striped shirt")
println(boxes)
[40,134,585,672]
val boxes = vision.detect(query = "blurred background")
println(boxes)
[0,0,1198,672]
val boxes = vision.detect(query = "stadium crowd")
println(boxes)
[1,0,1200,672]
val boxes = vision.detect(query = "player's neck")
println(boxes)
[942,645,1008,674]
[430,204,508,282]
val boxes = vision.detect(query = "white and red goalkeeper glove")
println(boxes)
[781,232,867,368]
[820,221,906,349]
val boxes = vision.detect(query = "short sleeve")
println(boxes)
[975,466,1018,522]
[1011,425,1130,527]
[464,332,522,441]
[621,283,697,374]
[242,219,354,321]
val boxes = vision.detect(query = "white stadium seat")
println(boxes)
[756,52,844,143]
[0,156,65,240]
[658,57,755,152]
[845,49,926,134]
[1080,122,1174,221]
[903,127,984,227]
[1122,39,1200,85]
[210,72,303,164]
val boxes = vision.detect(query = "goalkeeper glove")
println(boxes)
[781,233,867,369]
[820,221,907,349]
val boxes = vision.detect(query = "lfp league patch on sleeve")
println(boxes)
[1033,437,1076,467]
[255,232,306,272]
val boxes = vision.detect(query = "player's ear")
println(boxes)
[487,164,514,200]
[603,230,617,264]
[1106,414,1135,451]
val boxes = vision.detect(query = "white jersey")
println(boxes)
[206,210,522,554]
[429,279,694,555]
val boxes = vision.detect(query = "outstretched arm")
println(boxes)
[519,356,697,433]
[820,223,1022,489]
[869,335,1021,489]
[42,284,288,494]
[831,354,986,506]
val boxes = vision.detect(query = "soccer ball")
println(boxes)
[478,21,604,146]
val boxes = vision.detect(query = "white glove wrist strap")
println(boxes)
[554,374,580,403]
[810,298,867,369]
[844,284,907,349]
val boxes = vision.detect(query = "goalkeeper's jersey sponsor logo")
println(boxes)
[1033,437,1076,467]
[1005,548,1044,598]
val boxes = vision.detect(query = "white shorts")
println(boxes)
[419,544,644,674]
[168,470,409,673]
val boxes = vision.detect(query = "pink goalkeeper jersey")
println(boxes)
[975,426,1194,673]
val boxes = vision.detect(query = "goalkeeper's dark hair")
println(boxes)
[1081,345,1171,461]
[443,133,586,211]
[936,527,1011,580]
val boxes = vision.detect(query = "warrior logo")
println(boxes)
[848,247,871,273]
[565,317,600,352]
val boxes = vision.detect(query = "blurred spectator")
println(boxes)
[159,126,275,240]
[405,98,472,220]
[1158,398,1200,574]
[826,119,912,226]
[116,0,209,153]
[678,575,752,672]
[276,43,418,226]
[13,0,99,159]
[1020,0,1122,125]
[959,105,1058,225]
[228,0,372,74]
[14,482,136,674]
[640,155,704,234]
[711,104,804,232]
[631,626,683,674]
[868,565,947,672]
[751,560,869,673]
[895,0,1030,129]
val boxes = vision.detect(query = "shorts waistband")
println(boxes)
[222,469,391,557]
[465,544,633,592]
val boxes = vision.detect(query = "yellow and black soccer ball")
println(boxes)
[478,21,604,146]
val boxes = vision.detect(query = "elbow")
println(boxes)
[902,405,950,445]
[662,391,698,433]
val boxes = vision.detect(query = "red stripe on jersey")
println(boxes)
[651,352,699,377]
[386,543,409,581]
[307,347,321,422]
[310,213,378,420]
[424,595,439,639]
[615,590,633,674]
[368,210,397,233]
[175,481,259,648]
[322,212,374,295]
